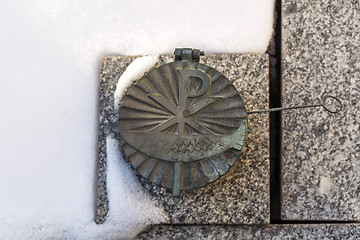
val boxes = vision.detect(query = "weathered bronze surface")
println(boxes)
[118,48,248,196]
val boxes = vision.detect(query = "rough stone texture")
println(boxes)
[136,224,360,240]
[97,54,270,224]
[96,56,137,223]
[281,0,360,220]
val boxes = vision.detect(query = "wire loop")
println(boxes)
[321,95,343,114]
[247,95,342,115]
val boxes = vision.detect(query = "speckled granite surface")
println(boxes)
[96,56,137,224]
[97,54,270,224]
[136,224,360,240]
[281,1,360,220]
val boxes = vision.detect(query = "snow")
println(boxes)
[319,176,334,195]
[0,0,274,239]
[114,55,160,110]
[104,135,168,239]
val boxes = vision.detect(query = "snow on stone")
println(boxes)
[114,55,159,110]
[104,135,168,239]
[0,0,274,239]
[319,176,334,195]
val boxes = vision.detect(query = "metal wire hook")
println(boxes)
[247,95,343,115]
[321,95,343,114]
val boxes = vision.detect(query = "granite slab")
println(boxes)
[281,0,360,220]
[136,224,360,240]
[96,54,270,224]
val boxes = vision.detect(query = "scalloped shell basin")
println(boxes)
[118,61,247,191]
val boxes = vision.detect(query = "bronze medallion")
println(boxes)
[118,48,247,196]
